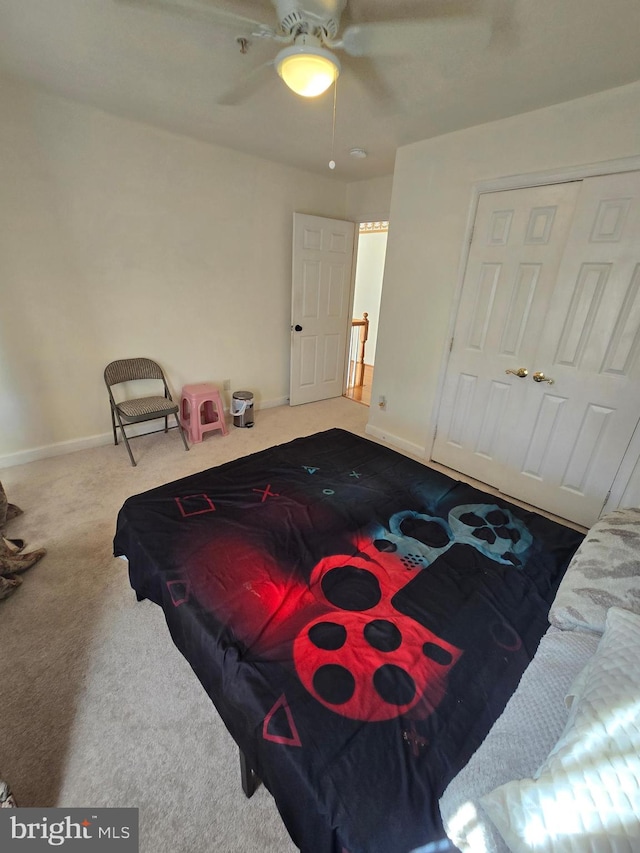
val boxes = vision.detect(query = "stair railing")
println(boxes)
[347,312,369,389]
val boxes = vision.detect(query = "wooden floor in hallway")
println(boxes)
[344,363,373,407]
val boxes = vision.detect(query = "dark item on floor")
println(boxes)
[0,480,47,600]
[0,480,23,527]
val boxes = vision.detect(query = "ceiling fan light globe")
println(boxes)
[276,45,340,98]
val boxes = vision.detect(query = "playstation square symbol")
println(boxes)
[175,494,216,517]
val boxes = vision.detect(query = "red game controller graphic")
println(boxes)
[293,546,462,722]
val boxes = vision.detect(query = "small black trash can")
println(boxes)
[232,391,254,428]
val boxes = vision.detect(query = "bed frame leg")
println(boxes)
[239,747,259,798]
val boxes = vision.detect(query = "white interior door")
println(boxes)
[501,171,640,526]
[434,172,640,528]
[433,181,581,485]
[290,213,355,406]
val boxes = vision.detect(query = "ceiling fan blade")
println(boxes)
[340,18,489,58]
[114,0,273,34]
[216,60,274,105]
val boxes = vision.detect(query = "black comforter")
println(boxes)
[114,428,583,853]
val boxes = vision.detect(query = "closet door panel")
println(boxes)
[433,181,581,487]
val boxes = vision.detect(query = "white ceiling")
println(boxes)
[1,0,640,182]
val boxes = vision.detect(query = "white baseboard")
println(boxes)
[258,396,289,410]
[0,432,115,469]
[0,396,290,470]
[365,424,426,460]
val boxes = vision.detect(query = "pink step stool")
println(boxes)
[180,383,228,443]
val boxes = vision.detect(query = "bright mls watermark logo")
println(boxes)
[0,808,138,851]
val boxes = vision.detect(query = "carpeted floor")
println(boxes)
[0,397,373,853]
[0,396,584,853]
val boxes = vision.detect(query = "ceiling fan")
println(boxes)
[116,0,490,105]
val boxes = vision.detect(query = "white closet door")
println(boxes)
[433,181,581,486]
[434,172,640,527]
[501,171,640,526]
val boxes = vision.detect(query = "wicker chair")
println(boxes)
[104,358,189,466]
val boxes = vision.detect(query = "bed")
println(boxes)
[113,428,583,853]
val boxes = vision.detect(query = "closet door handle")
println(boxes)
[532,371,554,385]
[505,368,528,378]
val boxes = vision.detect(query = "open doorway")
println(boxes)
[344,221,388,406]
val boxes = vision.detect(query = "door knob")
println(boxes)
[532,371,554,385]
[505,368,528,378]
[293,324,303,332]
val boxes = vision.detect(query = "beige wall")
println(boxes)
[346,175,393,223]
[10,64,638,490]
[368,81,640,457]
[352,231,387,366]
[0,77,354,464]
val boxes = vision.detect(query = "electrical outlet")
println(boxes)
[378,395,386,410]
[223,379,231,391]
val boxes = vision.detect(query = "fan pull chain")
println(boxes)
[329,78,337,170]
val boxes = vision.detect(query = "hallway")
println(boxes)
[344,363,373,407]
